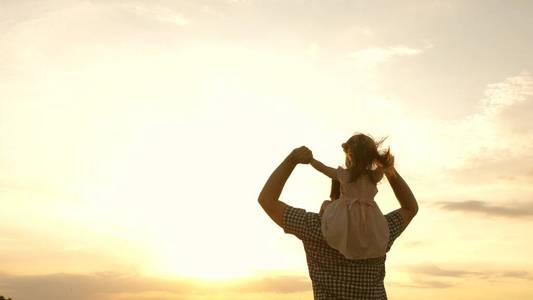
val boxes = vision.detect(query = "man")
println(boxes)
[258,146,418,299]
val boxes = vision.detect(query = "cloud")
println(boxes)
[0,272,182,300]
[440,73,533,186]
[394,264,533,290]
[394,267,533,290]
[129,4,190,26]
[448,153,533,184]
[405,264,533,281]
[482,74,533,113]
[390,278,456,289]
[0,271,310,300]
[348,45,427,66]
[437,200,533,218]
[235,275,311,293]
[403,240,430,248]
[407,265,482,278]
[499,271,533,280]
[392,264,533,291]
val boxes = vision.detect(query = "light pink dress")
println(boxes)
[320,167,390,259]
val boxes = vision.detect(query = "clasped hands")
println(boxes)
[289,145,396,177]
[289,146,313,165]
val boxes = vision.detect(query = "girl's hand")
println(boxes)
[289,146,313,165]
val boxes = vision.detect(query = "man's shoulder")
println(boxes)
[384,209,404,225]
[384,209,406,251]
[282,206,322,240]
[283,206,321,228]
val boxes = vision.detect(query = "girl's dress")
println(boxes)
[320,167,390,259]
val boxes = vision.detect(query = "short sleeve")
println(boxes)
[384,209,405,251]
[336,167,348,183]
[283,206,321,241]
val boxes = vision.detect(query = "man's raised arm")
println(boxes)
[385,167,419,228]
[258,146,312,228]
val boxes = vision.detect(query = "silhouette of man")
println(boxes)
[258,146,418,299]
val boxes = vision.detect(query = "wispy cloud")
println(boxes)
[403,240,428,248]
[390,278,456,289]
[500,271,533,280]
[440,73,533,186]
[436,200,533,218]
[128,4,190,26]
[235,275,311,293]
[393,264,533,291]
[482,74,533,113]
[405,264,533,281]
[407,265,482,278]
[348,44,429,66]
[0,271,310,300]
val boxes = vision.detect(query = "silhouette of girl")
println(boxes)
[311,133,395,259]
[319,179,340,217]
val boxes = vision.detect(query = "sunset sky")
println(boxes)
[1,0,533,299]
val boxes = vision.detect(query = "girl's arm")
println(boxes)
[310,158,337,179]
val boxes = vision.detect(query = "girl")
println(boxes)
[319,179,340,217]
[311,133,395,259]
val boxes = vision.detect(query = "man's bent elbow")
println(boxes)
[258,194,272,208]
[403,197,419,220]
[410,201,419,217]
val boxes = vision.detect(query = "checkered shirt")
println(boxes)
[283,206,405,300]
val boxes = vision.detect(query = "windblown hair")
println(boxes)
[342,133,394,184]
[330,179,340,200]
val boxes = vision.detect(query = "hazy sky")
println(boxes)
[1,0,533,299]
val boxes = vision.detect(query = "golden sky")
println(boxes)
[1,0,533,299]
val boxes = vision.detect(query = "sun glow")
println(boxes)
[3,1,533,299]
[65,115,278,281]
[148,238,256,280]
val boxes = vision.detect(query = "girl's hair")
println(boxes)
[330,179,340,200]
[342,133,394,184]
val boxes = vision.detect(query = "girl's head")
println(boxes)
[342,133,394,183]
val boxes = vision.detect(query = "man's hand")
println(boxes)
[289,146,313,165]
[258,146,311,228]
[383,165,397,178]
